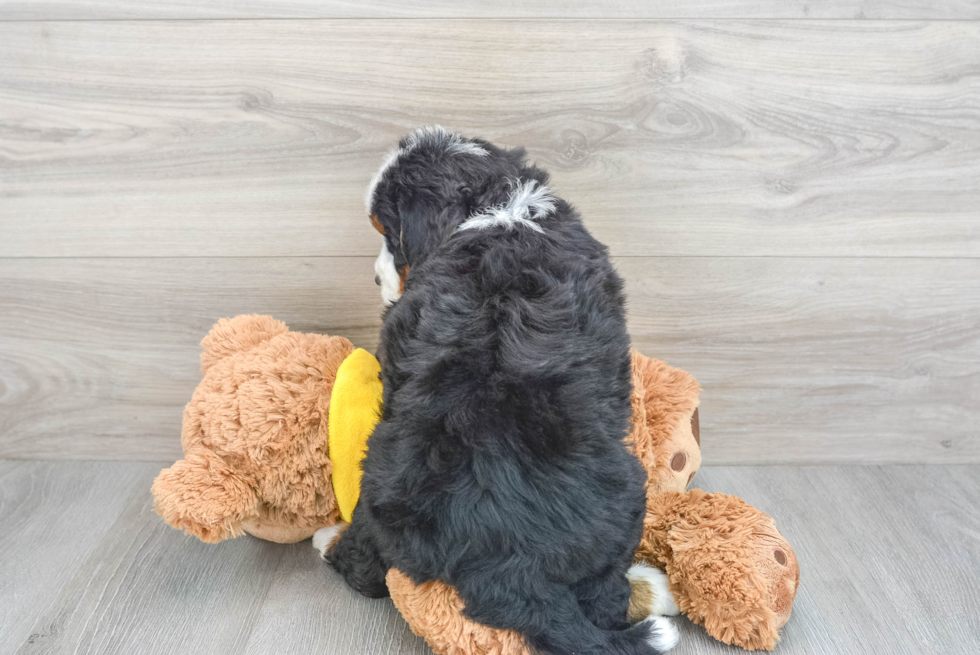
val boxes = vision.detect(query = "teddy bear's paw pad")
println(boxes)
[642,616,679,652]
[628,563,680,617]
[312,523,348,560]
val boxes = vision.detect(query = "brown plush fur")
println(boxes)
[626,351,702,496]
[637,490,799,651]
[152,315,354,543]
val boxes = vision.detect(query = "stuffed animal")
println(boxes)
[153,315,798,652]
[629,353,799,650]
[634,490,799,651]
[152,314,382,544]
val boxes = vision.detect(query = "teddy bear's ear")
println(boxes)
[627,351,702,494]
[151,449,258,543]
[694,591,781,651]
[199,314,289,374]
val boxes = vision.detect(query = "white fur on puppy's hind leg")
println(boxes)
[312,523,348,560]
[628,563,680,616]
[643,615,680,652]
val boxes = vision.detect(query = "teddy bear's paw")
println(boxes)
[642,615,679,652]
[628,563,680,617]
[312,522,349,560]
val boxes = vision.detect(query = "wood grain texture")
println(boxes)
[623,257,980,465]
[0,257,383,461]
[3,1,979,20]
[0,461,160,654]
[2,20,979,257]
[10,463,288,655]
[1,256,976,464]
[2,461,977,653]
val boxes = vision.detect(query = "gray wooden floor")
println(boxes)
[0,460,976,655]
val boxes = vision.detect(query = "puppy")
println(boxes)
[323,127,677,655]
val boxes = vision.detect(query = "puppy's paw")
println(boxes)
[312,522,348,561]
[643,615,680,652]
[628,563,680,618]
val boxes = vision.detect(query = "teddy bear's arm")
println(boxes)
[151,449,258,543]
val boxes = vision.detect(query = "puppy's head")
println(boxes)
[365,126,543,304]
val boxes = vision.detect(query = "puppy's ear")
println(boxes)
[396,198,467,266]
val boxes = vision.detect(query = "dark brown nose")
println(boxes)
[375,275,381,286]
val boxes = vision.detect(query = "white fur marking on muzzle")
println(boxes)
[375,241,402,305]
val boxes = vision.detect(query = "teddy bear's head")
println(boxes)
[152,315,355,543]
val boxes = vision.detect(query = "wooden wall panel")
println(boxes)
[1,256,976,463]
[2,20,978,258]
[1,1,977,20]
[0,258,381,460]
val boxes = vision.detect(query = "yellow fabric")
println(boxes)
[328,348,383,523]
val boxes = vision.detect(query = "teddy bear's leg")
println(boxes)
[387,568,534,655]
[321,514,390,599]
[151,449,258,543]
[626,564,680,619]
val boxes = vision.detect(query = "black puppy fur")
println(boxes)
[327,128,669,655]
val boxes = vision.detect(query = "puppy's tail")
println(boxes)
[532,613,679,655]
[462,577,678,655]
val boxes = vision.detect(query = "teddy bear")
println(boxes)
[153,315,798,652]
[152,314,382,544]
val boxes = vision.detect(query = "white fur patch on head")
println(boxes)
[364,125,488,213]
[456,180,556,234]
[643,615,680,652]
[375,240,402,305]
[628,563,680,617]
[312,522,348,560]
[404,125,489,157]
[364,146,403,215]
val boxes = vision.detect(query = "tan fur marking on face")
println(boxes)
[369,214,385,235]
[398,265,410,294]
